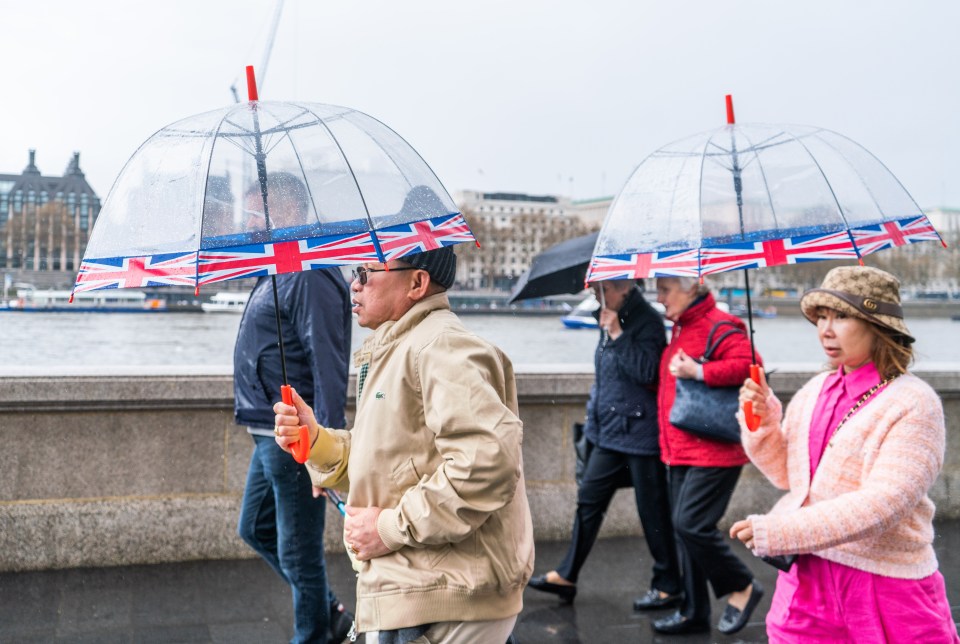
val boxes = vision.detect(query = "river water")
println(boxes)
[2,310,959,374]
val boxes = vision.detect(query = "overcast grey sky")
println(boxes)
[4,1,959,210]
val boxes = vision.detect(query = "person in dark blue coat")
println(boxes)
[528,279,682,610]
[234,172,354,643]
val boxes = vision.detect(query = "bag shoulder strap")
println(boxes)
[702,320,745,361]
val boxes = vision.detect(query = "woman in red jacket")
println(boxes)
[651,277,763,636]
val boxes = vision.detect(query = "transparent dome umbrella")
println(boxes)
[587,96,945,428]
[72,66,477,460]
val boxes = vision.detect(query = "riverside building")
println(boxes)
[0,150,101,274]
[453,190,610,290]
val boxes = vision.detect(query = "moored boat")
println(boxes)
[560,294,673,330]
[3,287,168,313]
[201,291,250,313]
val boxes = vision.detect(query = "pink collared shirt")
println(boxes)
[808,362,884,478]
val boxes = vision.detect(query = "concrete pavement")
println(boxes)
[2,524,959,643]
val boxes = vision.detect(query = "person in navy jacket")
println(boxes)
[528,279,682,610]
[234,172,354,643]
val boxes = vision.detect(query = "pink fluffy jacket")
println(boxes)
[740,372,945,579]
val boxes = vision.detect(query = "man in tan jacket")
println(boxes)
[274,245,535,644]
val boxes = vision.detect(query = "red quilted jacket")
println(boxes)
[657,292,760,467]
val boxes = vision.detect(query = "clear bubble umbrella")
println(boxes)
[73,66,476,460]
[587,96,946,427]
[74,68,474,295]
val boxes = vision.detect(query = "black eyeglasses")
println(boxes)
[351,265,417,285]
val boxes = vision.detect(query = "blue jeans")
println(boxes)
[238,434,331,643]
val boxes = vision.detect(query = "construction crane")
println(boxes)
[230,0,285,103]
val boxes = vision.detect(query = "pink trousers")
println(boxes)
[767,555,959,643]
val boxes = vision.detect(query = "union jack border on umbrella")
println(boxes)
[72,212,476,293]
[585,214,943,283]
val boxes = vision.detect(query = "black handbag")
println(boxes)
[573,421,631,489]
[668,320,744,443]
[573,421,591,487]
[761,554,798,572]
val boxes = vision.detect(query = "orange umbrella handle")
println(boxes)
[743,364,762,431]
[281,385,311,463]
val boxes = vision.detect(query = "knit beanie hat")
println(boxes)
[401,246,457,289]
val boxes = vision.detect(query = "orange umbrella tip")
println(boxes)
[246,66,259,102]
[725,95,735,125]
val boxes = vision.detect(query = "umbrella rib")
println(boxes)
[780,129,863,259]
[736,128,781,232]
[278,123,324,230]
[697,129,718,263]
[195,111,231,269]
[343,111,418,194]
[666,150,695,259]
[813,128,925,223]
[295,103,381,255]
[695,130,799,167]
[817,130,944,247]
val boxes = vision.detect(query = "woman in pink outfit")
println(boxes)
[732,266,959,643]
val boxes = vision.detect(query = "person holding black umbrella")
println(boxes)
[527,278,682,611]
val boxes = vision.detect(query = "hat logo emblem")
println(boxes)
[862,298,878,312]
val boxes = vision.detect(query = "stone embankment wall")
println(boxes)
[1,368,958,572]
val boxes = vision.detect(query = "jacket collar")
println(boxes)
[676,291,717,327]
[618,287,647,326]
[356,292,451,361]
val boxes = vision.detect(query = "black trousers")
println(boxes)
[668,464,754,621]
[556,446,681,595]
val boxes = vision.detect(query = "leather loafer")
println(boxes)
[633,588,683,611]
[527,574,577,603]
[651,612,709,635]
[717,579,765,635]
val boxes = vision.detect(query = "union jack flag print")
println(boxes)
[586,249,700,282]
[74,252,198,293]
[197,232,379,285]
[850,215,943,257]
[376,213,476,262]
[699,230,859,276]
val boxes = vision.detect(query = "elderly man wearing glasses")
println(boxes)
[274,244,535,644]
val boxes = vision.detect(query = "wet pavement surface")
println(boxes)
[2,522,958,643]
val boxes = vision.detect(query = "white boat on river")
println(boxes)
[201,292,250,313]
[560,294,730,330]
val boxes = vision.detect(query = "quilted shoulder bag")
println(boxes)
[668,320,744,443]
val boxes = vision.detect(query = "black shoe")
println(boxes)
[328,599,354,643]
[633,588,683,611]
[527,574,577,603]
[717,580,764,635]
[652,612,709,635]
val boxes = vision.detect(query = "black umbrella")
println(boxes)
[508,232,598,303]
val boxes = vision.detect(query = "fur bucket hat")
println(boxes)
[800,265,914,344]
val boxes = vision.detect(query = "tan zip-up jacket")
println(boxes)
[306,292,535,632]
